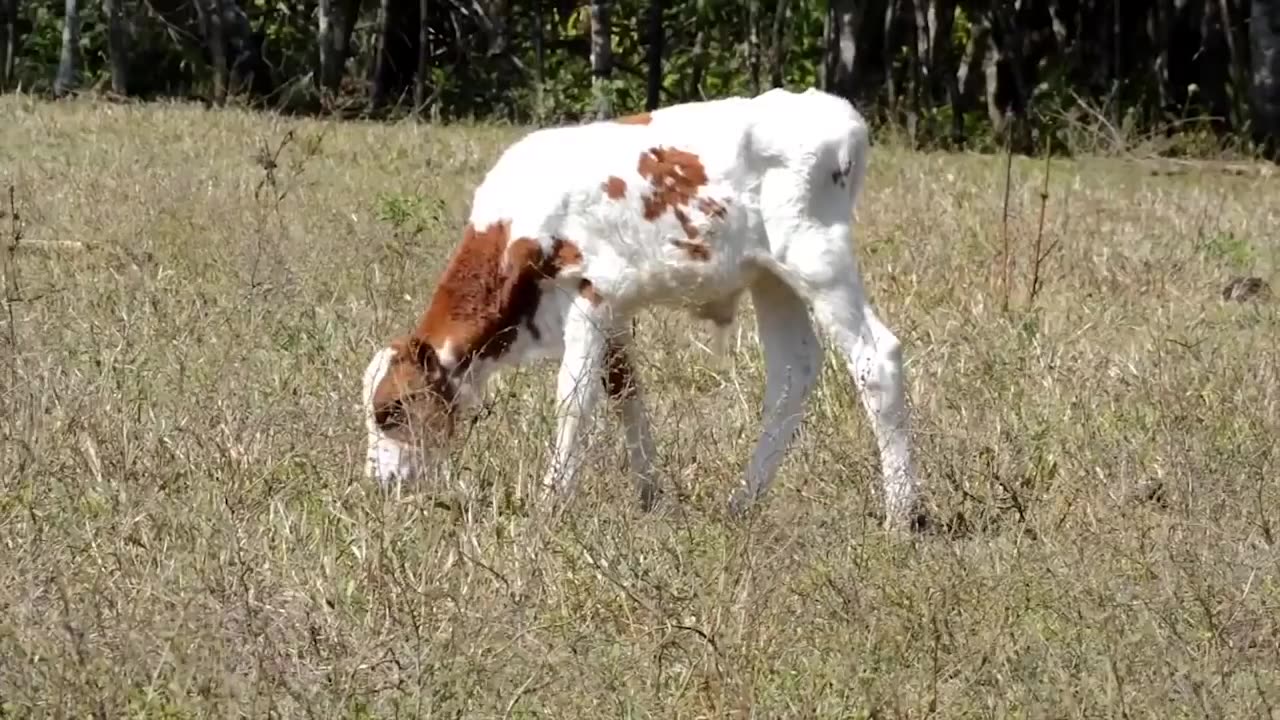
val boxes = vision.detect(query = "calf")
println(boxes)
[361,87,923,531]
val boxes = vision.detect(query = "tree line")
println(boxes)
[1,0,1278,158]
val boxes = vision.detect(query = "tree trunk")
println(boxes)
[748,0,761,94]
[1167,0,1205,118]
[984,27,1004,133]
[1,0,17,90]
[333,0,358,92]
[824,0,857,101]
[414,0,430,113]
[957,13,989,111]
[823,0,889,110]
[644,0,663,110]
[370,0,394,109]
[768,0,790,88]
[854,0,889,109]
[103,0,128,95]
[1251,0,1280,158]
[370,0,417,111]
[1197,0,1234,131]
[1218,0,1249,127]
[1112,0,1121,82]
[487,0,509,55]
[986,2,1031,131]
[203,0,228,104]
[913,0,930,100]
[589,0,612,119]
[1153,0,1173,114]
[224,2,271,99]
[908,0,926,136]
[533,0,545,117]
[820,0,832,88]
[927,0,956,98]
[930,0,961,143]
[53,0,80,97]
[688,0,706,99]
[318,0,336,93]
[883,0,899,110]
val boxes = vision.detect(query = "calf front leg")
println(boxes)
[540,294,611,505]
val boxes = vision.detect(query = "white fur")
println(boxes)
[364,87,922,530]
[362,347,410,484]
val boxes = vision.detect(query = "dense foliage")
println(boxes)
[2,0,1279,157]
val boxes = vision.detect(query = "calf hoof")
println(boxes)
[726,488,760,519]
[883,504,931,536]
[637,484,659,513]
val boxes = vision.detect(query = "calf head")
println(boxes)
[362,334,458,488]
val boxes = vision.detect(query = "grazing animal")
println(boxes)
[361,87,923,531]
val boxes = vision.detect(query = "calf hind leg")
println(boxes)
[728,271,823,515]
[782,231,922,532]
[603,333,659,511]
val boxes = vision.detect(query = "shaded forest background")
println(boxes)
[2,0,1280,158]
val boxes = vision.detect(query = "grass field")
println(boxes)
[1,95,1278,718]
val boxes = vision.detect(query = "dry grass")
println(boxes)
[1,94,1278,718]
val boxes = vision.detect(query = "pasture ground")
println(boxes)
[1,96,1278,718]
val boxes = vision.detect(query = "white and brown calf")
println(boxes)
[361,87,923,531]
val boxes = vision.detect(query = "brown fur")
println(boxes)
[634,146,715,259]
[697,197,728,219]
[372,224,591,439]
[552,236,585,267]
[671,208,700,240]
[413,222,584,363]
[602,176,628,200]
[670,239,712,261]
[615,112,652,126]
[636,147,709,223]
[369,336,456,443]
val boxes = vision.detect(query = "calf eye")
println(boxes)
[374,399,407,430]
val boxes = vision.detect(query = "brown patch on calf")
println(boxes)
[375,226,592,445]
[551,236,585,267]
[670,239,712,261]
[636,147,709,222]
[634,147,718,259]
[602,176,628,200]
[415,222,586,366]
[697,197,728,219]
[672,208,699,239]
[615,112,652,126]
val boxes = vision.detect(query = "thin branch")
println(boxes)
[1028,137,1053,306]
[1000,114,1014,313]
[4,185,21,356]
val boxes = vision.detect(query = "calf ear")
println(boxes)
[410,337,440,372]
[407,337,456,408]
